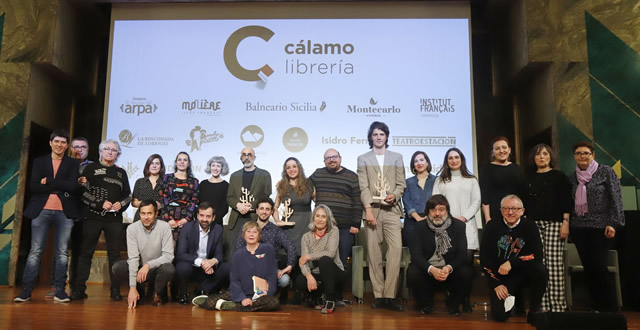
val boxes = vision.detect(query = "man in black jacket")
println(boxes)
[175,201,230,304]
[14,129,79,303]
[480,194,547,322]
[407,194,471,315]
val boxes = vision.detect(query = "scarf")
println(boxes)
[426,215,452,257]
[575,160,599,216]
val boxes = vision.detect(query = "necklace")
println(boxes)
[314,230,327,239]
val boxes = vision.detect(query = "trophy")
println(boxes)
[372,172,391,205]
[279,198,295,226]
[240,187,255,210]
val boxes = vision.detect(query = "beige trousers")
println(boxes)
[365,206,402,299]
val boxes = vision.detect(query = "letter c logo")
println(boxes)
[224,26,275,82]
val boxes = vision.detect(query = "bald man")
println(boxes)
[309,148,362,268]
[224,147,272,261]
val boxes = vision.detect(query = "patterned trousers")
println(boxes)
[200,290,280,312]
[535,220,567,312]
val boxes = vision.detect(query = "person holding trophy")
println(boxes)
[356,121,406,312]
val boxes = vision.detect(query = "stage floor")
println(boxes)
[2,285,639,329]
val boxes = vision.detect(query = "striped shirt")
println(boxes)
[309,167,362,229]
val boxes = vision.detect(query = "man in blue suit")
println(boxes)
[14,129,79,303]
[175,201,230,304]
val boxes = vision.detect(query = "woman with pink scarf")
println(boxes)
[569,141,624,312]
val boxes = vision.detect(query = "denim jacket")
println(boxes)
[402,174,436,217]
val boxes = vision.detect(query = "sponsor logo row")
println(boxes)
[118,97,456,118]
[118,126,456,154]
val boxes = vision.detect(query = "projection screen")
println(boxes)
[104,2,476,222]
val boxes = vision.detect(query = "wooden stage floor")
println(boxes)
[2,285,639,330]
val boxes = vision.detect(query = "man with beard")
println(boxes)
[174,201,230,304]
[224,147,272,261]
[407,194,471,315]
[309,148,362,270]
[480,194,546,322]
[112,200,175,308]
[236,197,296,302]
[70,136,93,175]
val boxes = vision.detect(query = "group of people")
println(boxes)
[13,122,625,321]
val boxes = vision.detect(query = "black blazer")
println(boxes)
[409,217,468,273]
[24,154,80,219]
[176,220,224,268]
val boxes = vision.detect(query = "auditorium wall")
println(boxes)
[0,0,107,285]
[2,0,639,288]
[505,0,640,196]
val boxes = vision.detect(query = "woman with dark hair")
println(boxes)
[194,221,280,312]
[433,147,480,313]
[569,141,624,312]
[524,143,572,312]
[273,157,315,256]
[295,205,345,314]
[160,151,199,241]
[402,151,436,246]
[131,154,165,222]
[198,155,230,226]
[480,136,525,223]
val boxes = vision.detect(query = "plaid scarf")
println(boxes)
[426,215,452,257]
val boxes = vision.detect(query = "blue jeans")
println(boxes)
[278,273,290,288]
[22,210,74,292]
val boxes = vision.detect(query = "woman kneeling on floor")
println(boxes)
[194,221,279,312]
[294,204,345,314]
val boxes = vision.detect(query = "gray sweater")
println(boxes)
[126,220,174,287]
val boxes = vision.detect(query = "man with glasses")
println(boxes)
[14,129,79,303]
[70,137,92,174]
[480,194,547,322]
[72,139,131,301]
[224,147,271,261]
[309,148,362,272]
[54,137,93,298]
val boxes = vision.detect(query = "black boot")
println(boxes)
[279,286,289,305]
[462,296,473,313]
[110,287,123,301]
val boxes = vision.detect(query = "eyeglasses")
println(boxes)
[102,148,119,154]
[574,151,592,157]
[501,207,523,212]
[324,155,340,161]
[72,145,88,150]
[241,153,254,157]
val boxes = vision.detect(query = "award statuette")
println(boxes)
[240,187,255,211]
[279,198,295,226]
[372,172,391,205]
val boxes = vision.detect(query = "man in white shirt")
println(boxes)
[175,201,230,304]
[357,121,406,312]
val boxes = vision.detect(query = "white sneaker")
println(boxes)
[192,295,208,306]
[215,299,237,311]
